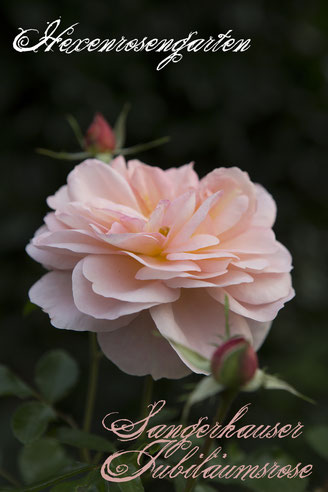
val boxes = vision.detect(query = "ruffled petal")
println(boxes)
[72,260,161,320]
[29,271,125,332]
[219,228,278,254]
[246,319,272,350]
[26,243,81,270]
[82,254,180,303]
[150,289,252,373]
[67,159,140,211]
[97,311,191,380]
[226,273,292,305]
[208,286,295,322]
[252,184,276,228]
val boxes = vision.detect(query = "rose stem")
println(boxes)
[83,332,102,462]
[184,389,237,492]
[0,467,22,487]
[139,375,154,419]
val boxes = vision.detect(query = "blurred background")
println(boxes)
[1,0,328,490]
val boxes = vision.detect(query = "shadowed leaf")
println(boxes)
[0,365,34,399]
[56,427,115,454]
[35,350,79,403]
[12,402,56,444]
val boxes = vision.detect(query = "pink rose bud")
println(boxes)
[211,337,258,388]
[84,113,116,152]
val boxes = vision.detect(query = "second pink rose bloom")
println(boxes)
[27,158,294,379]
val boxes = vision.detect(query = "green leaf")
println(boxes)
[241,369,314,403]
[114,103,131,149]
[23,301,38,317]
[182,376,223,422]
[173,475,185,492]
[102,458,144,492]
[261,372,315,404]
[173,472,217,492]
[241,368,265,392]
[19,438,73,485]
[36,149,91,161]
[195,485,217,492]
[167,339,210,373]
[11,401,56,444]
[56,427,115,453]
[117,136,170,156]
[79,470,111,492]
[306,425,328,460]
[67,114,84,149]
[51,482,85,492]
[116,468,144,492]
[51,469,110,492]
[0,365,34,399]
[18,465,94,492]
[35,350,79,403]
[150,407,179,426]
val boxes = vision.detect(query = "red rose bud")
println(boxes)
[211,337,258,388]
[84,113,116,152]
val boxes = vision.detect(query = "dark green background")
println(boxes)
[1,0,327,490]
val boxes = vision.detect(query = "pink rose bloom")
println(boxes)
[27,158,294,379]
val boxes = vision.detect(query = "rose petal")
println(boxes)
[97,232,163,255]
[262,242,293,273]
[219,228,278,254]
[97,311,191,380]
[226,272,291,305]
[67,159,140,211]
[253,184,276,228]
[47,185,70,210]
[200,167,257,240]
[72,260,160,320]
[82,254,180,303]
[164,234,220,253]
[165,162,199,195]
[29,271,126,332]
[246,319,272,350]
[150,289,252,372]
[170,191,221,245]
[124,252,201,272]
[34,230,111,254]
[208,287,295,322]
[26,243,81,270]
[164,270,253,289]
[164,191,196,238]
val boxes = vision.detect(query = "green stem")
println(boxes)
[83,333,102,462]
[224,294,231,339]
[183,389,237,492]
[140,375,154,419]
[0,467,21,487]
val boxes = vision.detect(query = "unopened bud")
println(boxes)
[84,113,116,152]
[211,337,258,388]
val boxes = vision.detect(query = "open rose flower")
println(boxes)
[27,158,294,379]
